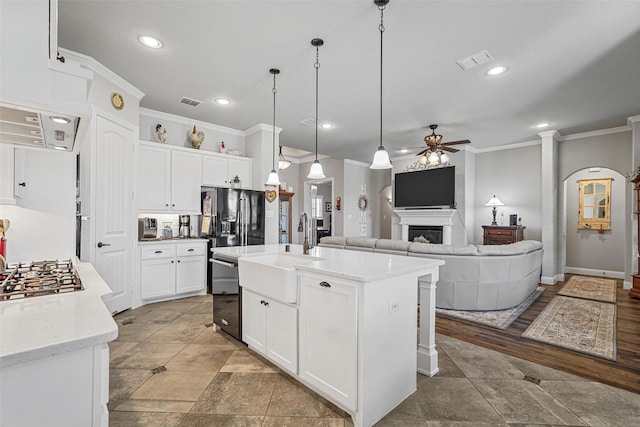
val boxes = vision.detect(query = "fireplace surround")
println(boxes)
[394,209,457,245]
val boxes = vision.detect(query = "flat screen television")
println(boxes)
[394,166,455,208]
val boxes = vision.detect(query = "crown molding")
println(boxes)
[140,107,245,136]
[561,125,630,141]
[627,115,640,124]
[59,48,145,99]
[475,139,541,153]
[344,158,370,168]
[244,123,282,136]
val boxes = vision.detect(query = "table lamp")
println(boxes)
[485,195,504,225]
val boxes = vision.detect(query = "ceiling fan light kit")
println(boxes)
[369,0,393,170]
[412,124,471,169]
[265,68,281,187]
[307,38,326,180]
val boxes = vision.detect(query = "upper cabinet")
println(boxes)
[202,151,252,189]
[138,141,202,213]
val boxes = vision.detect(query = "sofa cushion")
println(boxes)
[409,243,478,256]
[476,240,542,255]
[345,237,377,249]
[319,236,347,246]
[375,239,411,252]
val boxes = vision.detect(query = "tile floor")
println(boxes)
[109,295,640,426]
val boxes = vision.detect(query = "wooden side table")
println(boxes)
[482,225,526,245]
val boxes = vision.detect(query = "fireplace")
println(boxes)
[408,226,443,244]
[394,209,457,245]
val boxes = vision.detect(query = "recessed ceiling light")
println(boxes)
[215,98,231,105]
[398,148,409,154]
[535,122,551,129]
[52,145,68,150]
[486,65,507,76]
[50,116,71,124]
[320,123,333,129]
[138,35,163,49]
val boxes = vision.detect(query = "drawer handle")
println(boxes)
[260,300,269,306]
[154,250,163,254]
[319,281,331,288]
[188,248,195,252]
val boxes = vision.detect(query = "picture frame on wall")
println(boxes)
[325,202,331,212]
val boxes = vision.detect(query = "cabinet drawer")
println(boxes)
[485,228,513,237]
[140,245,176,259]
[176,244,206,257]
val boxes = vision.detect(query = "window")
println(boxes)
[311,195,323,219]
[578,179,611,231]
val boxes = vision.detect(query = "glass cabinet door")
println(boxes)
[279,197,290,243]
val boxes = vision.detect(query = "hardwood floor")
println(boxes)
[436,275,640,394]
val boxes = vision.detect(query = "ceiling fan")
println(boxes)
[416,124,471,158]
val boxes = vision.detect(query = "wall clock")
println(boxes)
[111,92,124,110]
[358,195,368,211]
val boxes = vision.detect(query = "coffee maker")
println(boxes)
[179,215,191,238]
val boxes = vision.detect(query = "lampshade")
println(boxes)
[265,170,280,186]
[419,154,428,165]
[369,0,393,170]
[278,146,291,169]
[440,152,449,163]
[370,146,392,169]
[265,68,281,187]
[485,195,504,207]
[307,160,325,179]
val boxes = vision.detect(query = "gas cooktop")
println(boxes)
[0,259,83,301]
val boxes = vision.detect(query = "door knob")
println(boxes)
[97,242,111,248]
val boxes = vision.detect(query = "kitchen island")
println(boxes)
[212,244,443,427]
[0,259,118,427]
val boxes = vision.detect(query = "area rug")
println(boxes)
[435,286,545,330]
[557,275,617,303]
[522,295,617,361]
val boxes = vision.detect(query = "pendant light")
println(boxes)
[265,68,281,186]
[278,146,291,169]
[370,0,393,169]
[307,38,326,180]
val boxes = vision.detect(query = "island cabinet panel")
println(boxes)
[299,273,358,411]
[242,288,297,374]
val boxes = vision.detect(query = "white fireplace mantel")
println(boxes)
[394,209,457,244]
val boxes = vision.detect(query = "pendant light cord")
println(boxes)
[379,3,385,149]
[315,45,320,161]
[272,72,277,170]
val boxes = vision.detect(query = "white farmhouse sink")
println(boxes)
[238,253,322,303]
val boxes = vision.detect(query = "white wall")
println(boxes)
[0,148,76,263]
[564,168,625,275]
[279,163,301,244]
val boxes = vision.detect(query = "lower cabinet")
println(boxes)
[140,241,206,301]
[299,273,358,411]
[242,288,297,374]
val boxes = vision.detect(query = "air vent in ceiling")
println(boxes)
[179,97,203,107]
[456,50,494,71]
[298,117,317,126]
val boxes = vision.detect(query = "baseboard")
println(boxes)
[540,275,563,285]
[623,280,631,290]
[565,267,625,279]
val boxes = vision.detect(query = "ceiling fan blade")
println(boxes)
[416,148,429,156]
[440,146,460,153]
[441,139,471,146]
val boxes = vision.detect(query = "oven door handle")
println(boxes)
[210,258,237,269]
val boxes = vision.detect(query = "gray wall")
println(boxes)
[564,168,625,274]
[474,144,543,243]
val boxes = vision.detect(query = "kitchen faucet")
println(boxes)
[297,212,311,254]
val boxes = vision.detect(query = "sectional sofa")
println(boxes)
[318,236,543,311]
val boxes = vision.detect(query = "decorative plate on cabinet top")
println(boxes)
[111,92,124,110]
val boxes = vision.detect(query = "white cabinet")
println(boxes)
[140,241,206,301]
[138,142,202,213]
[299,273,358,410]
[0,146,35,205]
[242,288,297,374]
[202,152,252,189]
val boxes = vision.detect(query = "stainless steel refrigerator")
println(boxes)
[201,187,265,340]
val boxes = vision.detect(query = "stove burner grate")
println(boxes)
[0,259,83,300]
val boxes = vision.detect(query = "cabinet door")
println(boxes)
[13,147,26,200]
[202,154,229,187]
[171,151,202,212]
[242,289,267,354]
[176,255,205,294]
[228,158,252,189]
[138,144,171,211]
[140,257,175,300]
[266,298,298,374]
[299,275,358,410]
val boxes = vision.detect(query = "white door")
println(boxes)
[94,114,135,314]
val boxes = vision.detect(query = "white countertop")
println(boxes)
[213,244,443,282]
[138,237,207,245]
[0,259,119,368]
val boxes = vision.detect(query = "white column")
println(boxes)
[628,115,640,288]
[417,270,439,376]
[539,130,559,284]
